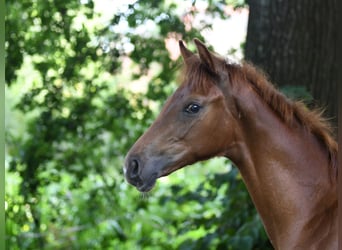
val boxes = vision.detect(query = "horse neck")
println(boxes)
[226,84,337,249]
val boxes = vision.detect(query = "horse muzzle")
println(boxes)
[124,156,158,192]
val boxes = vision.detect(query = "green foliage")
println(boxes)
[6,0,272,249]
[173,167,272,250]
[280,85,313,103]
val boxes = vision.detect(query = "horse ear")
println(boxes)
[179,40,194,61]
[194,38,218,73]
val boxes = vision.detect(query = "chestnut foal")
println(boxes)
[124,39,337,249]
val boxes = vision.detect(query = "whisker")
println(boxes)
[140,192,151,200]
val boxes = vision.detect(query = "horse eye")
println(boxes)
[184,103,201,114]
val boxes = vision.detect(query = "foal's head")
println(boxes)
[124,39,240,192]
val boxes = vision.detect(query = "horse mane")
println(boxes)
[228,61,338,178]
[181,56,337,178]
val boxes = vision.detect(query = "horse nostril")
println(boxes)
[129,159,140,179]
[125,157,143,187]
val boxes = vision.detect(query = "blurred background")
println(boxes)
[5,0,337,249]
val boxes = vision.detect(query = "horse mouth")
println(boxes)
[136,180,156,192]
[135,173,158,192]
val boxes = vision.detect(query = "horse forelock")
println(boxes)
[181,55,219,94]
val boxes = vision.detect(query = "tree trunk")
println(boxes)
[245,0,338,126]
